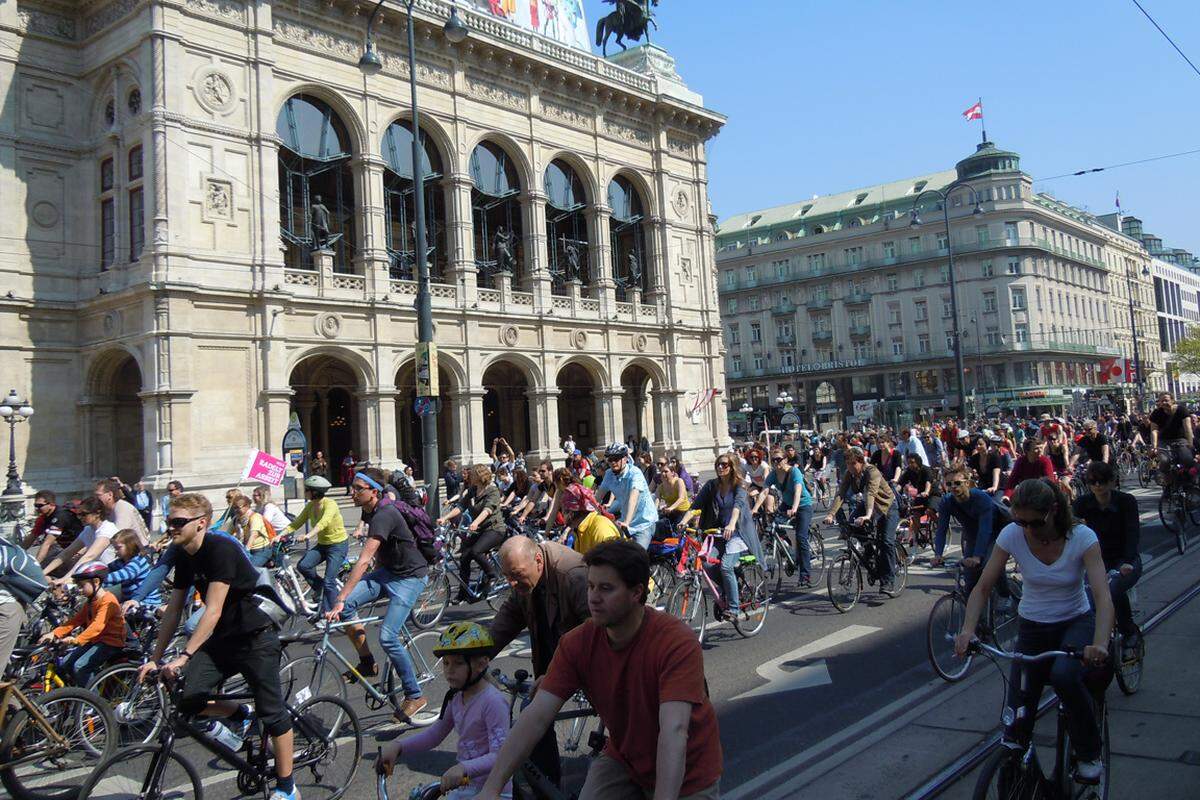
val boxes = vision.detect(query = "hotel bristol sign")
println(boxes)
[796,359,867,375]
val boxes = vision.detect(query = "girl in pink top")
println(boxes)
[378,623,512,798]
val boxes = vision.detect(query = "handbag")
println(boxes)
[252,565,297,627]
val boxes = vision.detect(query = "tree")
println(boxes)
[1173,326,1200,377]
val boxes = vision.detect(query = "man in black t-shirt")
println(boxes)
[1149,393,1195,490]
[23,490,83,574]
[138,493,298,800]
[1074,420,1110,465]
[327,467,430,724]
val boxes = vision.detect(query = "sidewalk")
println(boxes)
[788,546,1200,800]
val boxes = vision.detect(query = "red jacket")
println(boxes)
[1004,455,1055,498]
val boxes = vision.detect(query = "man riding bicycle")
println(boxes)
[137,492,298,800]
[1072,419,1111,468]
[824,446,898,593]
[1072,460,1142,656]
[1149,392,1195,494]
[476,540,722,800]
[597,443,658,549]
[931,467,1012,607]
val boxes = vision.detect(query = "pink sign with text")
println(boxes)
[242,449,287,486]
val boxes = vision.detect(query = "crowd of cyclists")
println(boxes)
[0,391,1194,797]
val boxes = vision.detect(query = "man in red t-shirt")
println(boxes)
[477,539,722,800]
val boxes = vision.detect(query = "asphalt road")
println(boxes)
[75,483,1184,799]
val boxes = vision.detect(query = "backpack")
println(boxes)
[0,537,49,606]
[261,516,278,541]
[391,498,439,564]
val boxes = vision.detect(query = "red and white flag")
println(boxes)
[1098,357,1131,384]
[962,101,984,121]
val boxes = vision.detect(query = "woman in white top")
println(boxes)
[252,484,291,532]
[955,478,1113,783]
[44,497,118,579]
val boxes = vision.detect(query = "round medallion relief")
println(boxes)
[634,333,648,352]
[31,201,59,228]
[499,325,520,347]
[194,68,236,114]
[314,312,342,339]
[570,329,588,350]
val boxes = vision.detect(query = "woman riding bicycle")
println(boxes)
[954,478,1114,784]
[1003,436,1055,503]
[755,447,814,588]
[438,464,508,603]
[653,463,692,539]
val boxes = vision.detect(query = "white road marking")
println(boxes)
[731,624,880,701]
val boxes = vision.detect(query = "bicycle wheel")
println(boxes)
[390,630,447,726]
[88,663,166,746]
[486,581,511,612]
[1185,486,1200,527]
[291,695,362,800]
[1158,493,1184,535]
[553,693,596,756]
[409,570,450,630]
[883,547,908,596]
[971,748,1044,800]
[0,687,119,800]
[75,743,202,800]
[827,553,861,613]
[806,523,827,587]
[897,526,917,567]
[926,594,972,682]
[647,562,676,608]
[666,579,708,643]
[1137,461,1152,488]
[732,563,770,638]
[1114,633,1145,696]
[279,654,348,703]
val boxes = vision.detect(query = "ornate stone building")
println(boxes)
[0,0,727,495]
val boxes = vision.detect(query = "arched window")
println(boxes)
[544,159,589,292]
[276,94,356,272]
[383,120,446,281]
[608,175,647,299]
[470,140,524,288]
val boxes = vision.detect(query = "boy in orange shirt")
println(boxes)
[40,560,126,687]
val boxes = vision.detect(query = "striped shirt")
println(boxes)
[105,554,162,606]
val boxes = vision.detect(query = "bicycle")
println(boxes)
[895,492,937,566]
[1135,452,1157,489]
[278,616,447,726]
[1115,446,1138,481]
[925,562,1018,682]
[665,529,771,644]
[414,525,511,622]
[0,679,118,800]
[760,514,826,595]
[1156,461,1200,555]
[968,640,1111,800]
[827,514,908,613]
[78,670,362,800]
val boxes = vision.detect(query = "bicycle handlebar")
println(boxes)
[969,639,1083,663]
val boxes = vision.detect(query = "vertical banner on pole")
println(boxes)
[415,342,439,398]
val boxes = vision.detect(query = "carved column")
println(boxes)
[589,204,615,312]
[447,173,477,306]
[149,26,170,278]
[644,215,667,306]
[525,189,552,311]
[595,388,624,449]
[526,387,561,462]
[354,156,390,292]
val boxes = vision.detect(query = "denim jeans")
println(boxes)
[629,523,654,550]
[1107,560,1142,636]
[342,568,428,699]
[297,540,350,612]
[961,534,1010,601]
[875,502,899,583]
[63,642,121,688]
[712,537,742,611]
[790,505,814,581]
[1005,612,1101,761]
[247,547,274,568]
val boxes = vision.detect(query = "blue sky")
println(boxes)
[581,0,1200,255]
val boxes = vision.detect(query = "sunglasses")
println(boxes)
[33,503,47,510]
[656,462,667,468]
[166,514,206,530]
[946,480,967,487]
[771,457,785,463]
[716,462,732,468]
[1014,514,1051,529]
[1087,479,1110,486]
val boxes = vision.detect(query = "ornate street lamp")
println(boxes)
[1,389,35,497]
[910,183,984,420]
[359,1,469,515]
[1125,264,1151,410]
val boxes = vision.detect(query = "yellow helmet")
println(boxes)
[432,622,495,658]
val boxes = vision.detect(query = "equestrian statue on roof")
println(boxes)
[596,0,659,57]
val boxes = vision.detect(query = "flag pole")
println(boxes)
[979,96,986,144]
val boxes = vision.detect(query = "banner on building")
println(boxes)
[466,0,590,52]
[1098,357,1134,384]
[852,399,878,418]
[242,450,287,486]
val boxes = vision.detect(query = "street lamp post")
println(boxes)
[739,402,755,437]
[1124,264,1150,411]
[359,1,467,516]
[910,182,984,421]
[1,389,35,498]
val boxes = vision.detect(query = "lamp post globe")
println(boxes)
[443,4,468,43]
[2,389,33,498]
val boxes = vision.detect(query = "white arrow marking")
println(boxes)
[731,624,881,701]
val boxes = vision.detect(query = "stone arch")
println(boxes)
[273,83,368,157]
[813,380,842,431]
[391,347,468,392]
[482,359,534,454]
[470,135,530,288]
[289,351,370,484]
[605,167,657,212]
[619,362,661,448]
[479,351,543,388]
[85,348,146,481]
[287,345,376,389]
[542,150,599,206]
[394,358,459,479]
[380,111,459,175]
[381,115,454,281]
[556,357,608,453]
[466,131,534,194]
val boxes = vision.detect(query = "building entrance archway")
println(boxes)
[557,362,598,453]
[289,354,363,483]
[620,364,659,448]
[814,380,843,431]
[395,361,455,480]
[482,361,532,455]
[88,352,145,481]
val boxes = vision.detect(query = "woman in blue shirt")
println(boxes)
[755,447,815,587]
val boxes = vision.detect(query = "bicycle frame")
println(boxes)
[676,532,726,606]
[302,617,438,708]
[0,681,71,768]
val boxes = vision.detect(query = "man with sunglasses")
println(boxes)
[931,467,1011,606]
[23,490,83,574]
[1073,420,1110,467]
[1149,392,1194,493]
[598,443,658,549]
[138,493,298,800]
[1071,460,1141,656]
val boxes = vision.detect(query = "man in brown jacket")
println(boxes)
[489,536,590,787]
[823,446,898,591]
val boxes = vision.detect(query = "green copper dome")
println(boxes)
[955,141,1021,180]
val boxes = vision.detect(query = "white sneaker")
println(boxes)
[1075,759,1103,783]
